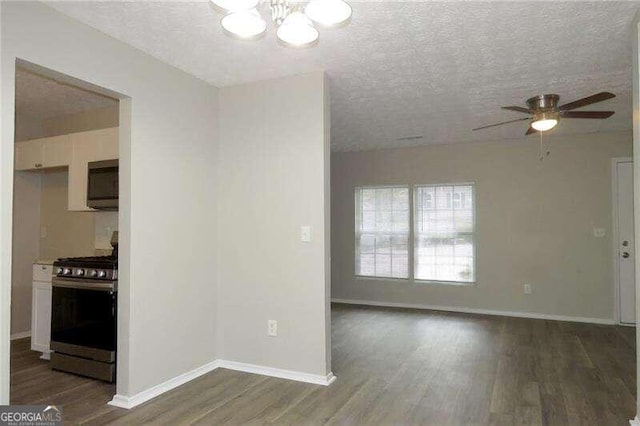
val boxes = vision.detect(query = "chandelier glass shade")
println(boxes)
[211,0,260,12]
[221,8,267,39]
[211,0,352,47]
[305,0,352,27]
[277,11,319,47]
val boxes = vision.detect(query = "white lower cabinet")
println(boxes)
[31,263,53,360]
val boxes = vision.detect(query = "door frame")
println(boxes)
[612,156,634,325]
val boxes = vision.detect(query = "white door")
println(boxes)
[616,160,635,324]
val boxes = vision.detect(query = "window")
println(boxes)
[355,186,409,278]
[414,184,475,283]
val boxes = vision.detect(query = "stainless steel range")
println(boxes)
[50,232,118,382]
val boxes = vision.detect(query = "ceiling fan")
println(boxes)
[472,92,616,135]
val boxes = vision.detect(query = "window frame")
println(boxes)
[412,182,477,285]
[353,182,477,286]
[354,185,411,280]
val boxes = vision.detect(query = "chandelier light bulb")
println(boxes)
[276,11,319,47]
[305,0,353,27]
[221,8,267,39]
[211,0,260,12]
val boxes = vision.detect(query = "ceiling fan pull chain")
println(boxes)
[539,132,550,161]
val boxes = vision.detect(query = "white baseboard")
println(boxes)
[331,298,616,325]
[10,331,31,340]
[630,415,640,426]
[108,359,336,410]
[108,360,220,409]
[218,360,336,386]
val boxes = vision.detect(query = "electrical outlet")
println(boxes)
[267,320,277,337]
[524,284,532,295]
[593,228,606,238]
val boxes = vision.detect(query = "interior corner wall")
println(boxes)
[331,131,632,321]
[1,1,219,402]
[217,71,331,377]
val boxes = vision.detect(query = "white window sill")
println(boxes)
[355,275,409,282]
[354,275,476,286]
[413,279,476,287]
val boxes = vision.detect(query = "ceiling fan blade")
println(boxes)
[525,126,537,135]
[560,110,614,119]
[501,106,532,114]
[558,92,616,111]
[472,117,531,131]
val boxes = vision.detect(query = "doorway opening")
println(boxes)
[9,59,130,411]
[613,157,635,325]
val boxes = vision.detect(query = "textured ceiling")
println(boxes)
[48,1,639,151]
[15,68,118,121]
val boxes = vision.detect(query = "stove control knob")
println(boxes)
[88,269,98,278]
[63,268,72,275]
[56,267,64,275]
[97,270,107,278]
[75,268,85,277]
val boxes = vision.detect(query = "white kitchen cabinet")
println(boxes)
[31,263,53,360]
[15,135,71,171]
[68,127,118,211]
[15,139,44,170]
[43,135,73,168]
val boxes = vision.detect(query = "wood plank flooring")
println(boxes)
[10,303,637,425]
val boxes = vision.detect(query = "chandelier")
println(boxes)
[211,0,353,48]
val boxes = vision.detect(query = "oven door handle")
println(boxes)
[52,277,117,292]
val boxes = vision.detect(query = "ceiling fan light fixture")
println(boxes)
[211,0,260,12]
[305,0,353,27]
[221,8,267,39]
[276,11,319,47]
[531,112,559,132]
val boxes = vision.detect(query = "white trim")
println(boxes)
[613,157,635,325]
[218,360,336,386]
[10,331,30,340]
[630,415,640,426]
[108,360,221,409]
[332,298,615,325]
[107,359,336,410]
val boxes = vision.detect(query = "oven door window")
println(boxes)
[51,287,117,351]
[88,167,118,201]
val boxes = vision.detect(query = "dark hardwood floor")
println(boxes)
[10,303,637,425]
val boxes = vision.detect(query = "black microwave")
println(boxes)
[87,159,118,210]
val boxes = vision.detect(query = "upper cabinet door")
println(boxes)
[42,135,72,168]
[72,127,118,162]
[68,127,118,211]
[14,139,44,170]
[15,135,72,170]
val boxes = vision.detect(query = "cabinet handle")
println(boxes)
[35,163,43,168]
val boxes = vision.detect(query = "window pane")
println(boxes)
[414,184,475,283]
[355,186,409,279]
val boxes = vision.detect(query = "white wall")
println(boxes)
[10,171,40,336]
[217,72,331,377]
[332,131,632,322]
[1,1,219,402]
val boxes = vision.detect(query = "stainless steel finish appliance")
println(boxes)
[87,159,118,210]
[51,233,118,382]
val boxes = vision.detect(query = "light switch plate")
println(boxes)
[593,228,606,238]
[301,226,311,242]
[267,320,277,337]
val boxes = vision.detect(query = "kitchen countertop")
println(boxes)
[34,259,55,265]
